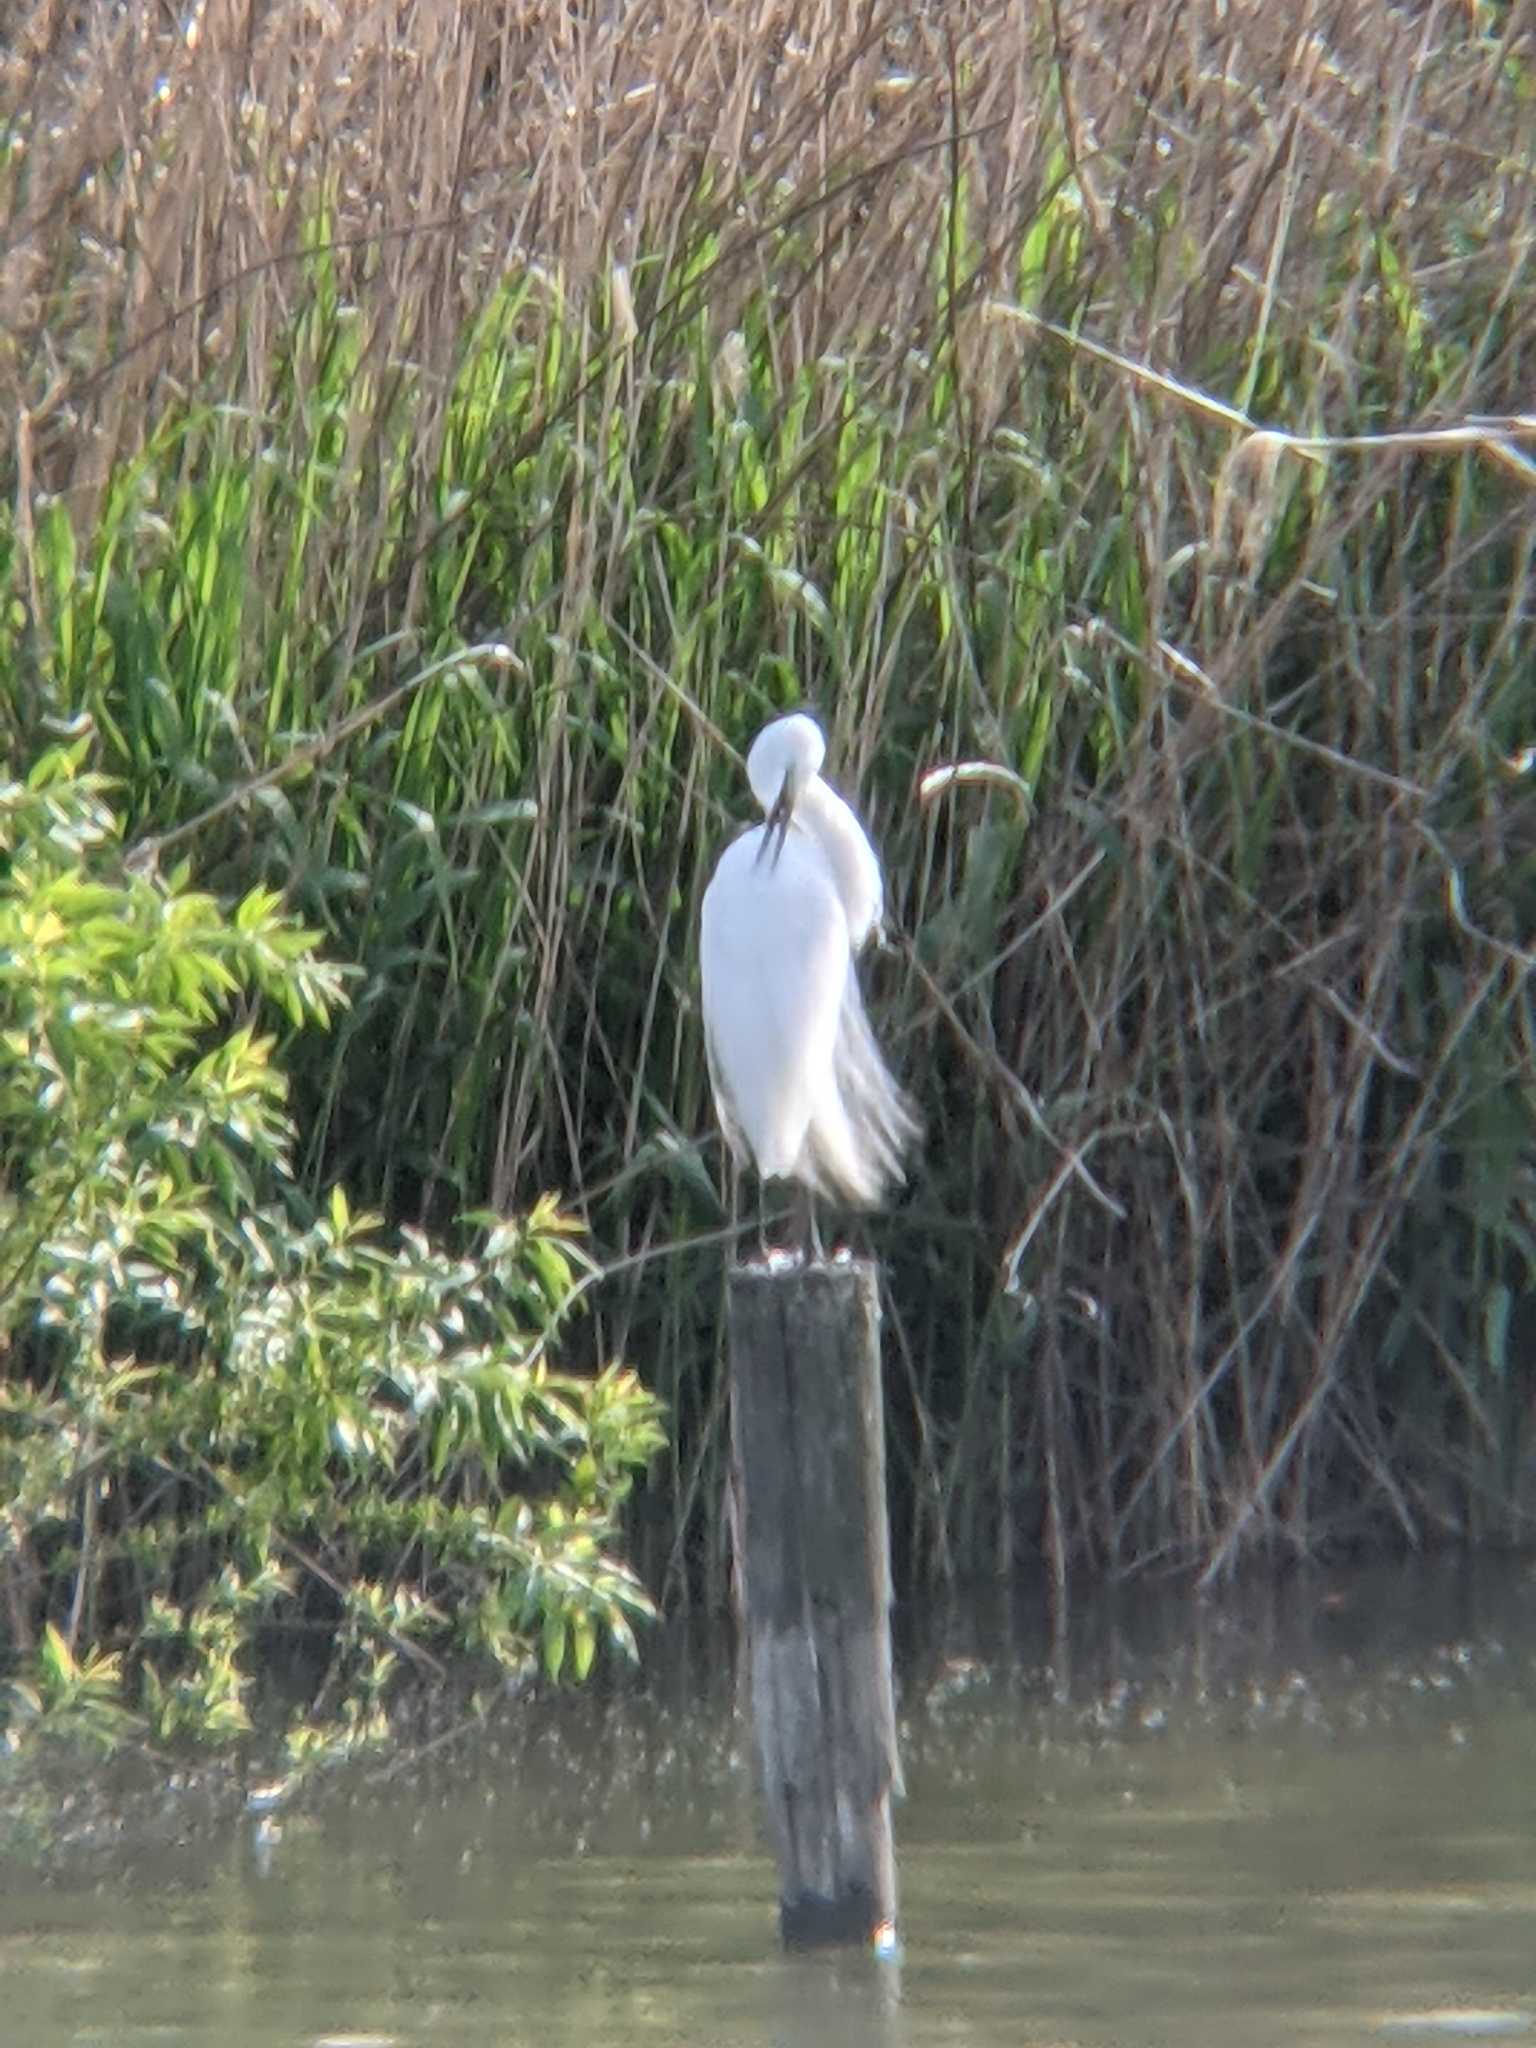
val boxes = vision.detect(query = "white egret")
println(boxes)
[700,712,919,1237]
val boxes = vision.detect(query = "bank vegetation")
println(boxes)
[3,0,1535,1759]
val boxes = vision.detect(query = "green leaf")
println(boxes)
[569,1612,596,1682]
[540,1610,567,1681]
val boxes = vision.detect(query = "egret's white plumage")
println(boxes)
[700,712,918,1208]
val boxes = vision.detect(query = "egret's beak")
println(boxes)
[757,766,796,869]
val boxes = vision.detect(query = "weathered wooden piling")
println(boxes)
[726,1257,900,1948]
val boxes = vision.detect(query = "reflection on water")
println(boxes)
[4,1558,1536,2047]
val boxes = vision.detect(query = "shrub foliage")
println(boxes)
[0,746,661,1759]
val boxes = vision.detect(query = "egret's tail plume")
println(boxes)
[799,979,920,1207]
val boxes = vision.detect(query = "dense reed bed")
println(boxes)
[4,0,1536,1601]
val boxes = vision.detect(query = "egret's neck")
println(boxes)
[794,777,884,949]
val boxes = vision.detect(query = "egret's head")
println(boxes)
[747,712,825,868]
[746,713,826,813]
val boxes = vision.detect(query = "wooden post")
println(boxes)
[726,1258,900,1948]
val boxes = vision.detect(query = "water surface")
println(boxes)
[4,1559,1535,2046]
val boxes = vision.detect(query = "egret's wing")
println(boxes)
[700,827,849,1184]
[702,1015,751,1169]
[797,777,884,950]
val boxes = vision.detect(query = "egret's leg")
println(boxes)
[726,1156,743,1261]
[793,1184,825,1264]
[730,1160,770,1265]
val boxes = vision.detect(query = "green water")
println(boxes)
[4,1562,1534,2046]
